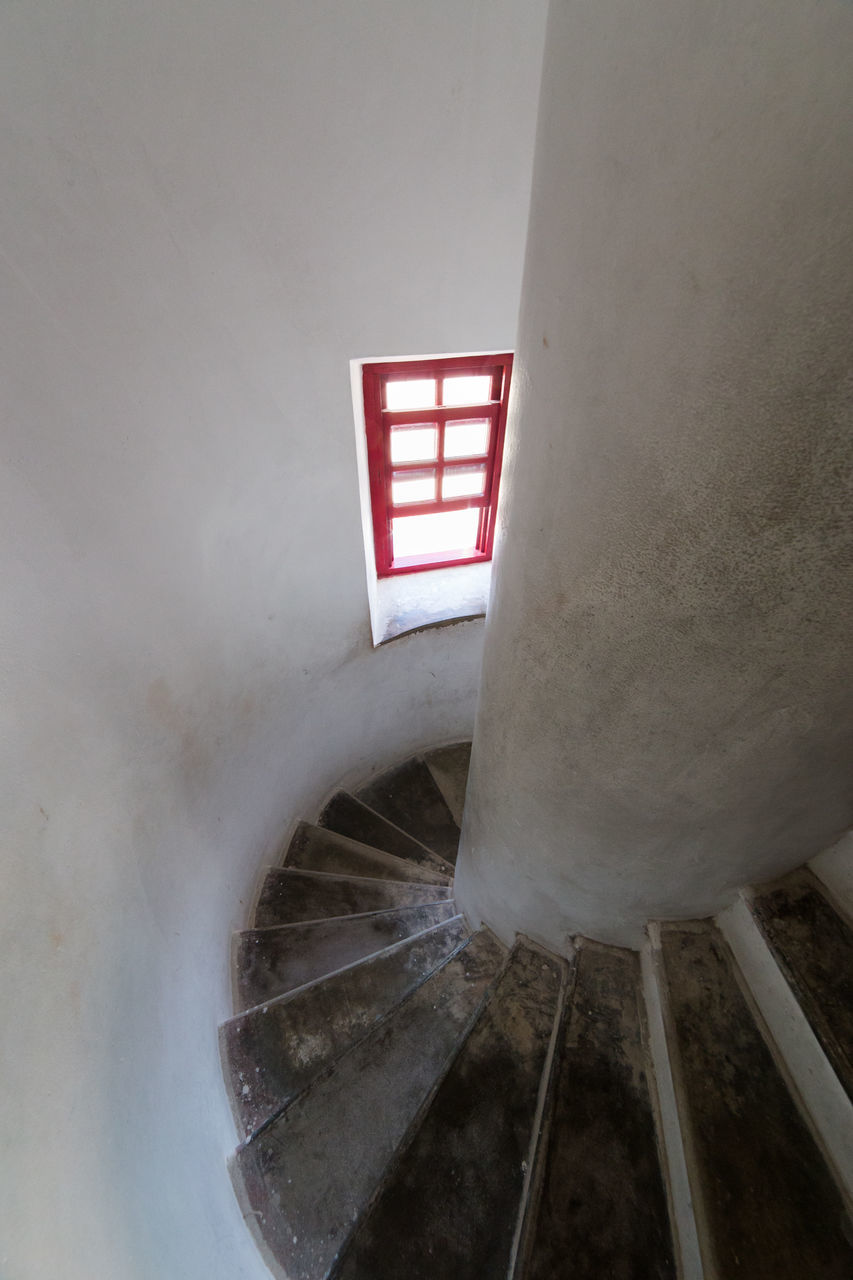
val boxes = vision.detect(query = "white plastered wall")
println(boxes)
[0,3,547,1276]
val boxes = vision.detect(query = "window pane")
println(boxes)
[444,419,489,459]
[442,466,486,500]
[385,378,436,411]
[389,424,438,464]
[391,470,436,506]
[392,508,480,559]
[442,374,491,406]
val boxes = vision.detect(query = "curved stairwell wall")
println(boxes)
[0,4,548,1278]
[456,0,853,950]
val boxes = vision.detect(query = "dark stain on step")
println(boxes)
[751,866,853,1101]
[335,941,565,1280]
[661,921,853,1280]
[520,940,675,1280]
[355,758,461,866]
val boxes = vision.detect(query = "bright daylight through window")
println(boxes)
[362,353,513,576]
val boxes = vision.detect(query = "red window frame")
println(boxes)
[362,352,513,577]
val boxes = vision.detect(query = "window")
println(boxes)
[362,352,513,577]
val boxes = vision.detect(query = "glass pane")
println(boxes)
[442,466,486,500]
[391,470,436,506]
[392,508,480,560]
[444,418,489,459]
[442,374,491,406]
[389,424,438,464]
[385,378,436,411]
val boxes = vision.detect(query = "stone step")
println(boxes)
[422,741,472,828]
[315,797,454,879]
[221,914,470,1139]
[355,757,462,866]
[660,920,853,1280]
[233,927,508,1280]
[336,939,565,1280]
[285,821,452,886]
[516,940,675,1280]
[254,866,453,928]
[234,901,457,1011]
[750,867,853,1102]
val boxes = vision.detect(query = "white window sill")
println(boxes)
[371,559,491,645]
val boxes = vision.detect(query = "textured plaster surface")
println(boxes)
[0,3,546,1277]
[457,0,853,949]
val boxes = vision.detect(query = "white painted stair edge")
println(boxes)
[642,930,706,1280]
[717,894,853,1212]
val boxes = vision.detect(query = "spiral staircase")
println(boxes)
[219,743,853,1280]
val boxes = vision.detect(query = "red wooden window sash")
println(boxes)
[363,354,512,577]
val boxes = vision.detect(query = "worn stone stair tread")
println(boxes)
[255,866,454,928]
[234,901,457,1011]
[422,741,472,828]
[233,927,508,1280]
[222,914,471,1139]
[355,757,462,866]
[518,941,676,1280]
[660,921,853,1280]
[335,939,566,1280]
[286,820,452,886]
[750,867,853,1101]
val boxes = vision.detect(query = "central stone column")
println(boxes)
[454,0,853,949]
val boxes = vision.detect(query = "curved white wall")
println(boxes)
[0,3,547,1276]
[456,0,853,950]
